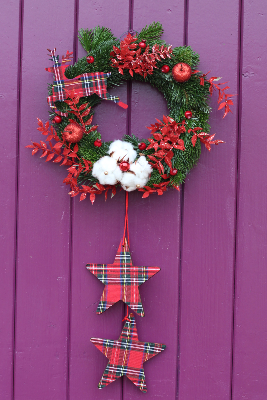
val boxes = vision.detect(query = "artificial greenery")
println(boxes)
[47,22,227,197]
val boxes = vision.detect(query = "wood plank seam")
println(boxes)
[67,1,79,399]
[230,0,244,398]
[12,0,24,398]
[176,3,189,398]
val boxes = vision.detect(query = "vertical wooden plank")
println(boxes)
[68,2,129,399]
[178,1,239,399]
[123,2,184,399]
[14,1,75,399]
[232,1,267,399]
[0,1,20,398]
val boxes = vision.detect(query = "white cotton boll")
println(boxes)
[122,142,134,152]
[113,166,123,182]
[120,172,137,188]
[137,156,148,167]
[110,148,130,162]
[136,156,153,176]
[127,149,137,163]
[120,171,148,191]
[109,140,124,153]
[100,173,117,185]
[109,141,137,163]
[130,157,152,180]
[92,156,118,185]
[121,184,137,192]
[129,162,142,176]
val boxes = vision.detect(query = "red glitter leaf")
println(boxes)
[40,150,48,158]
[53,156,63,163]
[80,193,87,201]
[142,192,150,198]
[158,161,164,174]
[90,193,95,204]
[54,142,63,150]
[82,108,91,117]
[73,144,79,153]
[164,156,172,168]
[32,148,39,155]
[218,102,226,110]
[46,153,54,162]
[191,135,197,147]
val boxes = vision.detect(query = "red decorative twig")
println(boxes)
[64,90,98,133]
[145,115,185,177]
[189,127,224,151]
[208,76,235,118]
[111,33,172,78]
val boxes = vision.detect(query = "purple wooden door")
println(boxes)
[1,0,267,399]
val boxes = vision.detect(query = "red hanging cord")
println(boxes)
[122,305,131,322]
[122,191,130,247]
[122,192,130,321]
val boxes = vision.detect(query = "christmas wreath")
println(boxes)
[27,22,233,203]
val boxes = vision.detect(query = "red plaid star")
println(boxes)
[91,313,166,392]
[86,239,160,317]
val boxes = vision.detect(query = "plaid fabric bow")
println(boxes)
[91,313,166,392]
[86,239,160,317]
[46,48,127,115]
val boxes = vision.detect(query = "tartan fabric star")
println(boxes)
[91,313,166,392]
[86,239,160,317]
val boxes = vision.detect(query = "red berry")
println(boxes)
[86,55,94,64]
[94,139,102,147]
[110,51,115,57]
[139,42,146,49]
[184,111,192,119]
[170,169,178,176]
[161,65,170,73]
[53,115,62,124]
[119,161,130,172]
[138,142,146,151]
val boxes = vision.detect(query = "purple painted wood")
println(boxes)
[1,0,267,399]
[0,2,21,398]
[232,1,267,399]
[178,1,239,399]
[68,2,129,399]
[14,1,75,398]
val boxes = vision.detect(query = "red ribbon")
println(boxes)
[122,191,130,247]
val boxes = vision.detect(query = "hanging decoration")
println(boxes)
[26,22,234,393]
[91,313,166,393]
[86,238,160,316]
[27,22,233,204]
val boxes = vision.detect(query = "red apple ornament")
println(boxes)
[172,63,192,82]
[63,122,84,143]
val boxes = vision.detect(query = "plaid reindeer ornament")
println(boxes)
[46,49,128,116]
[86,238,160,317]
[91,313,166,392]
